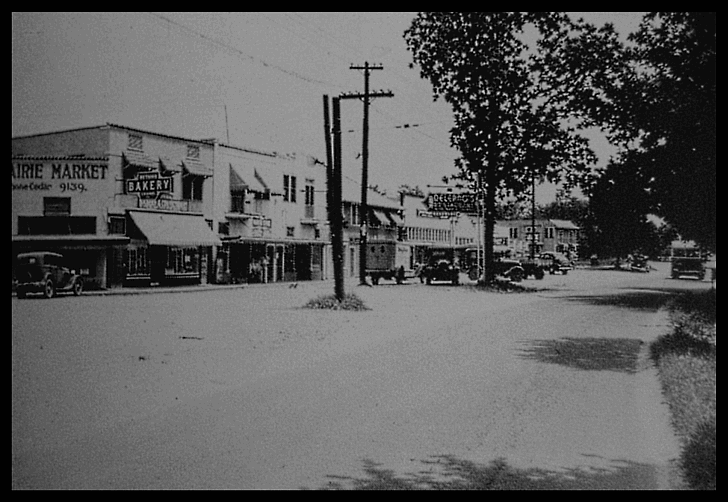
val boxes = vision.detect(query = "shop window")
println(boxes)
[128,134,143,151]
[127,247,149,276]
[18,216,96,235]
[509,227,518,239]
[44,197,71,216]
[108,216,126,234]
[166,247,198,274]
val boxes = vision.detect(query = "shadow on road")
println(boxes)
[557,290,678,312]
[315,455,661,490]
[515,338,643,374]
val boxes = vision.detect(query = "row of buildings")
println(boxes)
[12,123,581,289]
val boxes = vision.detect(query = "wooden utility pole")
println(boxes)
[330,96,345,300]
[341,62,393,285]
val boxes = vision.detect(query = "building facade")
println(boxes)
[497,218,580,258]
[340,177,404,278]
[12,124,220,289]
[208,142,329,284]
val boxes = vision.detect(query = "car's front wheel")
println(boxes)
[73,278,84,296]
[43,279,55,299]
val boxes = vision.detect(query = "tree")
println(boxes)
[397,184,425,197]
[561,13,715,252]
[405,12,597,283]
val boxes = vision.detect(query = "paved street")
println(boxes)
[12,262,712,489]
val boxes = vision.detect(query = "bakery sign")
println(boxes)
[126,171,174,199]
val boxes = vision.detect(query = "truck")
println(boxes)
[670,240,706,280]
[366,241,412,285]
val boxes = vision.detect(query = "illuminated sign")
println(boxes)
[126,171,173,198]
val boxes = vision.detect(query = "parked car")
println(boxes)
[420,258,460,285]
[537,252,573,275]
[14,252,83,299]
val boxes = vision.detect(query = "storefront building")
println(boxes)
[341,177,404,277]
[12,124,220,289]
[497,218,580,258]
[208,141,329,284]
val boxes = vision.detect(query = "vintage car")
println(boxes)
[420,258,460,285]
[14,252,84,299]
[537,252,573,275]
[671,257,705,280]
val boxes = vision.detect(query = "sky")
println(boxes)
[11,12,644,203]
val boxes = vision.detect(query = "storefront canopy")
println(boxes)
[386,211,404,226]
[122,151,158,170]
[128,210,221,247]
[181,160,213,177]
[229,163,268,193]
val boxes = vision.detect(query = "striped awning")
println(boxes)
[372,210,391,226]
[181,160,213,177]
[128,210,220,246]
[386,211,404,226]
[122,151,158,170]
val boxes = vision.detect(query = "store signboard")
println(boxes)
[126,171,174,199]
[426,192,477,213]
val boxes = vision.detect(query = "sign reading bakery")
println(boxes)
[125,171,174,199]
[12,159,109,194]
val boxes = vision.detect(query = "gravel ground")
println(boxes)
[12,262,709,489]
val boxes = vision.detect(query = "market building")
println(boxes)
[12,124,220,289]
[207,142,329,284]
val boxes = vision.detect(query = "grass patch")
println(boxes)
[466,279,536,293]
[303,293,370,311]
[650,290,716,490]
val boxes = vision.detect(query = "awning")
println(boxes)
[372,210,390,226]
[229,163,268,193]
[386,211,404,226]
[229,164,248,192]
[122,151,158,170]
[128,210,221,246]
[181,160,213,177]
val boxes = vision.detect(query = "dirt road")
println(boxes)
[13,262,707,489]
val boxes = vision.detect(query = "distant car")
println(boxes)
[421,258,460,285]
[492,258,527,282]
[14,252,83,299]
[538,252,573,275]
[671,257,705,280]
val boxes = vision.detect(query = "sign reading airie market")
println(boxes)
[126,171,174,199]
[426,192,477,214]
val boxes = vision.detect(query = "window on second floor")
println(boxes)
[230,191,246,213]
[283,174,297,202]
[182,175,204,201]
[304,181,315,206]
[128,134,143,151]
[186,144,201,160]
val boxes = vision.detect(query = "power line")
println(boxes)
[145,12,340,89]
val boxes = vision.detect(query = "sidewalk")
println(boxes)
[12,280,331,298]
